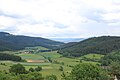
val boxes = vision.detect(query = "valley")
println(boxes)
[0,46,102,80]
[0,33,120,80]
[0,0,120,80]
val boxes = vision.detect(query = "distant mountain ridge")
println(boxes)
[0,32,64,51]
[58,36,120,57]
[49,38,84,43]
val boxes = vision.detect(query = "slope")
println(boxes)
[0,32,64,51]
[58,36,120,57]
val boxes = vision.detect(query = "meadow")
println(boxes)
[0,47,104,80]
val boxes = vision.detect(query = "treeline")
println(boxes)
[0,62,120,80]
[58,36,120,57]
[101,51,120,66]
[38,50,52,52]
[100,51,120,79]
[0,53,22,61]
[0,64,57,80]
[0,32,64,51]
[1,63,118,80]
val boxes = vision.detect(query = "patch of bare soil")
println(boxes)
[26,59,45,63]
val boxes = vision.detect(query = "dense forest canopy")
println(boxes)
[0,32,64,51]
[0,53,22,61]
[101,51,120,66]
[58,36,120,57]
[63,63,110,80]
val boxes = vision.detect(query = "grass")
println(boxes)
[80,54,104,60]
[40,68,62,79]
[19,62,51,66]
[18,54,45,60]
[0,61,14,71]
[0,49,103,80]
[0,65,10,71]
[25,46,48,50]
[40,64,71,80]
[54,57,79,66]
[0,51,18,54]
[0,51,78,80]
[37,51,62,59]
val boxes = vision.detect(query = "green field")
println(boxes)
[0,52,77,80]
[25,46,49,50]
[18,54,45,60]
[37,51,62,59]
[80,54,104,60]
[0,48,103,80]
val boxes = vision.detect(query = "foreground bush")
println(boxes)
[45,75,58,80]
[63,63,110,80]
[0,71,43,80]
[9,64,27,75]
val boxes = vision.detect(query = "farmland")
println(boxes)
[0,47,103,80]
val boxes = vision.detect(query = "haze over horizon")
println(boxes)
[0,0,120,38]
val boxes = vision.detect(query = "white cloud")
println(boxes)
[0,16,16,28]
[0,0,120,38]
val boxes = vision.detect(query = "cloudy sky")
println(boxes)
[0,0,120,38]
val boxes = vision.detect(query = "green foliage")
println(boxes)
[53,60,64,65]
[101,51,120,66]
[48,57,52,62]
[61,72,68,80]
[80,54,104,62]
[0,71,20,80]
[0,71,43,80]
[46,75,58,80]
[35,66,42,72]
[9,64,27,75]
[0,73,11,80]
[0,32,64,51]
[19,72,43,80]
[38,51,62,59]
[59,66,63,71]
[0,53,22,61]
[18,53,45,60]
[59,36,120,57]
[109,62,120,79]
[0,50,110,80]
[29,67,35,72]
[0,63,6,66]
[29,66,42,72]
[64,63,110,80]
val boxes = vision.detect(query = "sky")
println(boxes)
[0,0,120,38]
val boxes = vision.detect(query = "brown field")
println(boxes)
[26,59,45,63]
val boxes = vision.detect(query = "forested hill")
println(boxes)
[0,32,64,51]
[58,36,120,57]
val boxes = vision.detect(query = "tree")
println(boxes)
[59,66,63,71]
[0,53,22,61]
[0,71,20,80]
[27,72,43,80]
[9,64,27,75]
[65,63,110,80]
[101,51,120,66]
[61,72,68,80]
[0,73,11,80]
[48,57,52,62]
[29,68,35,72]
[35,66,42,72]
[0,70,43,80]
[109,62,120,79]
[46,75,57,80]
[19,72,43,80]
[58,36,120,57]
